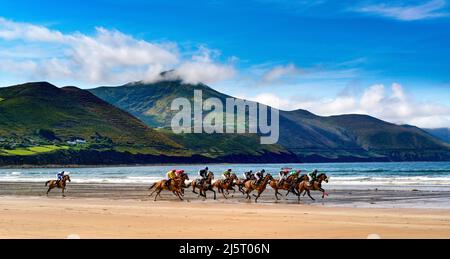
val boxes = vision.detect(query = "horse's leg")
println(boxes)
[255,192,262,203]
[154,190,162,201]
[149,187,158,197]
[46,185,53,196]
[276,191,283,201]
[192,184,198,194]
[246,189,252,200]
[319,188,328,199]
[62,188,66,197]
[211,189,217,200]
[221,188,228,199]
[307,190,315,201]
[176,191,183,201]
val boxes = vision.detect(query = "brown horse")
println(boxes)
[189,171,216,200]
[269,178,296,200]
[244,174,273,203]
[149,173,189,201]
[295,173,329,202]
[212,173,238,199]
[45,174,71,197]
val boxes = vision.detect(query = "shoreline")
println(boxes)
[3,160,450,169]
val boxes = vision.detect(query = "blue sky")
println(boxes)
[0,0,449,128]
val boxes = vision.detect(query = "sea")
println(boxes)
[1,162,450,191]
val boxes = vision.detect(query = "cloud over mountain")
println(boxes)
[0,17,235,85]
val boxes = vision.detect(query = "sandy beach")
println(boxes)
[1,182,450,239]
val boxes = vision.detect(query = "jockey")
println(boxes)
[165,169,177,187]
[175,170,185,177]
[198,167,209,184]
[278,168,290,187]
[255,170,266,185]
[222,169,232,180]
[307,169,318,187]
[56,171,65,185]
[243,170,254,183]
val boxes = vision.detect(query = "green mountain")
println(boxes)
[90,80,450,162]
[0,82,195,165]
[90,80,292,161]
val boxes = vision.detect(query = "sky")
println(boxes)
[0,0,449,128]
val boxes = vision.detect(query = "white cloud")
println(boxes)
[247,83,450,128]
[164,47,236,84]
[356,0,449,21]
[262,63,303,83]
[0,17,235,85]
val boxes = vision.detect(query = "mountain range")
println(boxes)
[0,80,449,166]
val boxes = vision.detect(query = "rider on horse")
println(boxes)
[222,169,232,181]
[165,169,177,188]
[56,171,65,185]
[255,170,266,185]
[307,169,319,186]
[243,170,254,184]
[278,168,290,187]
[198,167,209,184]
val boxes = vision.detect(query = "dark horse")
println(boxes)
[189,171,216,200]
[45,174,71,197]
[295,173,329,202]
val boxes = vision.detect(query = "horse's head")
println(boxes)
[265,174,273,181]
[230,173,238,180]
[207,171,215,180]
[64,175,71,182]
[318,173,329,183]
[181,173,189,181]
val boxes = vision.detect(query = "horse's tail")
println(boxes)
[149,182,157,190]
[45,180,51,187]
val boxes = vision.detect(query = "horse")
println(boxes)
[45,174,71,197]
[295,173,329,202]
[212,173,238,199]
[243,174,273,203]
[149,173,189,201]
[269,178,297,200]
[232,177,247,195]
[189,171,216,200]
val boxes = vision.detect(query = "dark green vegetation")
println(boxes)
[0,80,449,166]
[91,80,450,163]
[0,82,196,165]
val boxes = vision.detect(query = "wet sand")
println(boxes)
[1,182,450,238]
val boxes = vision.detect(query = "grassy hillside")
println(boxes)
[0,82,184,157]
[90,80,450,162]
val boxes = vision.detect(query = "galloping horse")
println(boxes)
[244,174,273,203]
[189,171,216,200]
[45,174,71,197]
[232,177,247,195]
[212,173,238,199]
[269,178,297,200]
[149,173,189,201]
[295,173,329,201]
